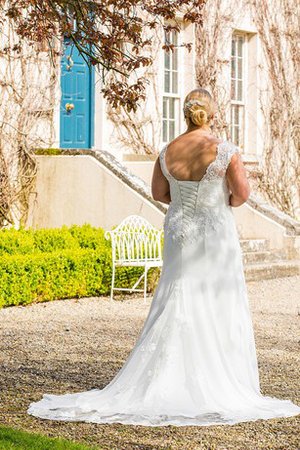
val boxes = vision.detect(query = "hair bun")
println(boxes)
[183,89,216,128]
[189,106,208,127]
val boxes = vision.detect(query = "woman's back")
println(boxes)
[164,132,222,182]
[152,131,250,209]
[159,137,241,246]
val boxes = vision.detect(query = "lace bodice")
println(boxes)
[159,140,240,245]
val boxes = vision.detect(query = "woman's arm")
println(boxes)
[226,152,250,207]
[151,157,171,204]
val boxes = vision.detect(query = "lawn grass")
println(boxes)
[0,425,99,450]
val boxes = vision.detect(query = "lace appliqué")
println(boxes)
[164,203,227,245]
[202,141,239,181]
[138,281,183,378]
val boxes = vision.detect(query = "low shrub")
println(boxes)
[0,249,105,307]
[0,224,107,255]
[0,228,35,256]
[69,224,108,250]
[0,225,161,308]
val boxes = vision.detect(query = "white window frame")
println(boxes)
[230,32,248,150]
[162,27,183,144]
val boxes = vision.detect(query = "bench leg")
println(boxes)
[110,264,116,302]
[143,267,148,303]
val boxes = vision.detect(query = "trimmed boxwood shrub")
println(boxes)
[0,228,35,256]
[0,224,161,308]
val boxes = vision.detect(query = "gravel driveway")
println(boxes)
[0,276,299,450]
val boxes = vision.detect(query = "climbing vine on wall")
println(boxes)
[195,0,299,218]
[106,28,165,155]
[194,0,234,140]
[248,0,299,218]
[0,19,57,226]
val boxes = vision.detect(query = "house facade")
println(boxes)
[1,1,299,230]
[54,8,264,166]
[18,3,300,278]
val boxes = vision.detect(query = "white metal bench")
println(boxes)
[105,215,164,302]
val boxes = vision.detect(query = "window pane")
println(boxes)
[237,80,243,101]
[231,58,236,78]
[163,120,168,142]
[232,125,236,142]
[172,30,178,45]
[234,105,239,124]
[169,98,175,119]
[231,104,244,146]
[163,97,167,118]
[172,71,178,93]
[231,80,236,100]
[164,71,170,93]
[235,126,239,144]
[238,58,243,79]
[162,97,180,142]
[231,38,236,56]
[172,49,178,70]
[236,126,240,145]
[238,36,243,57]
[169,120,175,140]
[232,125,235,143]
[231,34,245,99]
[164,50,170,70]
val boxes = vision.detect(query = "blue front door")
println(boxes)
[60,39,94,148]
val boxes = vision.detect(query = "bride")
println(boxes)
[28,88,300,426]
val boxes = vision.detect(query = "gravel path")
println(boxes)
[0,276,299,450]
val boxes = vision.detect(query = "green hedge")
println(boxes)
[0,225,98,255]
[0,225,161,308]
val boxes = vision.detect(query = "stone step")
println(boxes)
[244,260,300,282]
[240,238,270,253]
[242,251,276,264]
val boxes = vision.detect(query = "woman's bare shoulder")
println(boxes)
[169,133,222,150]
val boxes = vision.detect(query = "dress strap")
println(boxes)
[159,144,172,180]
[216,140,240,172]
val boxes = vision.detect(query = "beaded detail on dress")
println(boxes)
[159,140,240,245]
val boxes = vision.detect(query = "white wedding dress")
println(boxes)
[28,140,300,426]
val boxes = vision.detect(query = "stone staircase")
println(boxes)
[241,239,300,281]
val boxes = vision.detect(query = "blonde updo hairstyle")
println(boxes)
[183,88,216,127]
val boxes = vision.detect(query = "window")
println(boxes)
[162,30,181,143]
[230,33,246,148]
